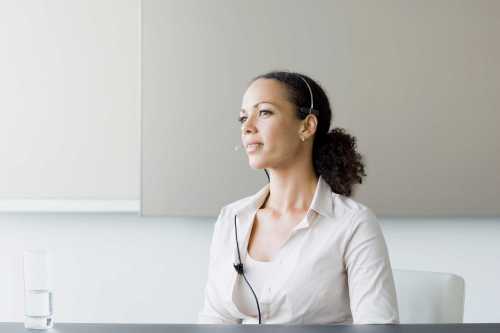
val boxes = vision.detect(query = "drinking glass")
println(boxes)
[23,250,54,330]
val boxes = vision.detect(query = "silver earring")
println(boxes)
[300,136,305,142]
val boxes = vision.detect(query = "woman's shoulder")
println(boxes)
[329,194,384,251]
[208,195,257,248]
[213,195,255,229]
[218,195,254,218]
[331,192,378,226]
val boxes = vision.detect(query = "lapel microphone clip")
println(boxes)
[233,262,244,275]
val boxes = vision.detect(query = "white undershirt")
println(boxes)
[233,252,278,318]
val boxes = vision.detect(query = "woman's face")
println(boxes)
[240,78,305,170]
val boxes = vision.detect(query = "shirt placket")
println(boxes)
[258,213,313,306]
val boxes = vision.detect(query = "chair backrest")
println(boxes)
[392,269,465,323]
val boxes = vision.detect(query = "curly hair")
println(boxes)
[249,70,366,197]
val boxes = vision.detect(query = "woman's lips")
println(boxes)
[246,143,262,153]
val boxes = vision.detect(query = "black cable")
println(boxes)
[233,214,262,324]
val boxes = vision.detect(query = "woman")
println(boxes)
[197,71,399,325]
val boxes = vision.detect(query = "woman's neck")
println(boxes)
[262,170,318,216]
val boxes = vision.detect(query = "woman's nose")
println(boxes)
[241,116,257,134]
[242,124,256,134]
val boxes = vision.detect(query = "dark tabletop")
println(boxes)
[1,323,500,333]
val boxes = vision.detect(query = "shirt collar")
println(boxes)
[234,175,334,219]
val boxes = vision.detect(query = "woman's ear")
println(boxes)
[299,114,318,139]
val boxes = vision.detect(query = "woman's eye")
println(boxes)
[237,110,271,123]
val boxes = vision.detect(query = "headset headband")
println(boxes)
[296,74,316,115]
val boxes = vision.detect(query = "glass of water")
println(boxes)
[23,250,54,330]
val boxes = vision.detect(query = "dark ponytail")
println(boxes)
[252,70,366,197]
[313,128,366,197]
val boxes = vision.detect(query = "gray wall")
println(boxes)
[142,0,500,217]
[351,0,500,217]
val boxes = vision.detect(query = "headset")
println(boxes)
[232,73,317,324]
[296,75,320,118]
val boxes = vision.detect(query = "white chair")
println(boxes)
[392,269,465,323]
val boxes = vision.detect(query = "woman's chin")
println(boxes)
[248,158,268,170]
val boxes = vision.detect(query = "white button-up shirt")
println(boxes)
[197,175,399,325]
